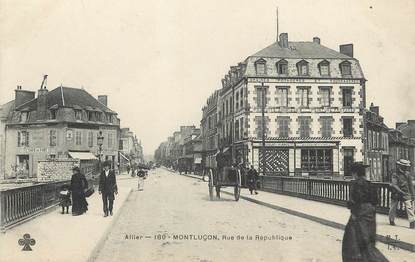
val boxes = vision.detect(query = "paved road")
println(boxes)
[93,168,414,262]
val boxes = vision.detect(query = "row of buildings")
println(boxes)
[155,32,415,181]
[0,78,144,181]
[154,126,202,173]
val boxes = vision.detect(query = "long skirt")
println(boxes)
[342,203,389,262]
[71,191,88,215]
[137,177,145,191]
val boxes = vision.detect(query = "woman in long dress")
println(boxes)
[70,166,89,216]
[342,162,388,262]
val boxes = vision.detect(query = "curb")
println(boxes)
[221,191,415,253]
[87,188,134,262]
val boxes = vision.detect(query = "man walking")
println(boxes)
[389,159,415,228]
[247,165,259,195]
[99,161,118,217]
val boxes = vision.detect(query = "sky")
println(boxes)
[1,0,414,156]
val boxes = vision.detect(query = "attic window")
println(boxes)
[19,112,28,122]
[318,60,330,76]
[254,59,267,75]
[340,61,352,77]
[276,59,288,75]
[88,111,93,121]
[296,60,309,76]
[50,109,57,120]
[75,109,82,120]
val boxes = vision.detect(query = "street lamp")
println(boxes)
[97,131,104,172]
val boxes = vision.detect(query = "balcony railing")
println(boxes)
[258,175,406,217]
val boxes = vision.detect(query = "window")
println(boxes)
[17,131,29,147]
[19,112,28,122]
[342,88,352,107]
[49,130,57,146]
[88,131,93,147]
[225,100,229,115]
[297,60,309,76]
[340,61,352,76]
[256,117,268,139]
[343,118,353,137]
[235,121,239,140]
[321,117,332,138]
[255,59,267,75]
[298,87,309,107]
[278,117,289,137]
[50,110,57,120]
[95,112,102,122]
[240,118,244,138]
[240,89,244,108]
[108,133,113,148]
[318,60,330,76]
[320,87,331,107]
[299,117,311,137]
[277,87,288,107]
[235,92,239,110]
[276,59,288,75]
[343,148,354,176]
[301,149,333,173]
[256,87,267,107]
[75,110,82,120]
[75,131,82,145]
[88,111,93,121]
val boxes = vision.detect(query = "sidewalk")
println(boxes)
[219,187,415,252]
[0,178,135,262]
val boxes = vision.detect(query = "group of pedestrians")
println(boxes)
[59,160,118,218]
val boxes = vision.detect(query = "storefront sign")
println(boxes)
[249,78,359,85]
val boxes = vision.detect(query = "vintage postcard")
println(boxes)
[0,0,414,261]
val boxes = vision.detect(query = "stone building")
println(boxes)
[364,103,389,181]
[200,90,220,170]
[216,33,366,177]
[0,99,16,179]
[396,120,415,173]
[4,85,120,179]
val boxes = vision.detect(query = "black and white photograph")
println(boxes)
[0,0,414,261]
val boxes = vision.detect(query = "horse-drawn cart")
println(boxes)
[208,166,241,201]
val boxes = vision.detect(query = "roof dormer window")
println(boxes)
[296,60,309,76]
[19,112,28,122]
[254,58,267,75]
[318,60,330,76]
[340,61,352,77]
[276,59,288,75]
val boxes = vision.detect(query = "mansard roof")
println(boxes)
[14,86,115,113]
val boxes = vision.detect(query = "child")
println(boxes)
[59,185,71,214]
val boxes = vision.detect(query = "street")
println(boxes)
[92,168,414,262]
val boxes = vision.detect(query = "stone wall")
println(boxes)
[37,158,79,182]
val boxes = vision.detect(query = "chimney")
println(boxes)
[98,95,108,106]
[15,86,35,108]
[279,33,289,48]
[37,87,49,119]
[340,44,354,58]
[369,103,379,115]
[396,122,405,129]
[313,37,321,44]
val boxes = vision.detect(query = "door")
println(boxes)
[343,148,354,177]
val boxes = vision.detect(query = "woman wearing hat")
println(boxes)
[342,162,388,262]
[70,166,89,216]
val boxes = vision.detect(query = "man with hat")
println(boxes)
[99,160,118,217]
[389,159,415,228]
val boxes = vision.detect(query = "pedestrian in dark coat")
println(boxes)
[70,166,88,216]
[247,165,259,195]
[59,184,71,214]
[342,162,388,262]
[99,161,118,217]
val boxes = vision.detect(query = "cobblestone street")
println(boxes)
[93,168,415,262]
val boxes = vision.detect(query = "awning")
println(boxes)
[119,152,130,161]
[68,151,97,160]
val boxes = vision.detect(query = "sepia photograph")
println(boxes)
[0,0,415,261]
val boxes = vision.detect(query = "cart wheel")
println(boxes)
[216,186,221,198]
[209,185,214,201]
[234,186,240,201]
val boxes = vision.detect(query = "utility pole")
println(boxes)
[261,82,266,176]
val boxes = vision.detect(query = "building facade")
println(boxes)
[396,120,415,173]
[364,103,389,181]
[200,90,219,170]
[216,33,366,177]
[4,85,120,179]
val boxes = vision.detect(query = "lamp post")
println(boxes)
[97,131,104,173]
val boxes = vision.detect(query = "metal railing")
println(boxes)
[259,175,406,217]
[0,177,99,231]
